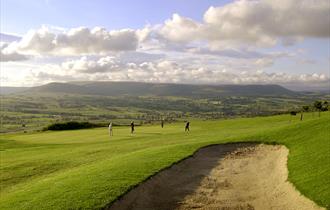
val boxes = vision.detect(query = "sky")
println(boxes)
[1,0,329,90]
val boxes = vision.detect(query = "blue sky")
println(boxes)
[1,0,231,34]
[0,0,329,89]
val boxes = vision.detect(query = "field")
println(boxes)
[0,112,329,209]
[1,91,329,133]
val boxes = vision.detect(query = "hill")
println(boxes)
[26,81,297,97]
[2,81,328,133]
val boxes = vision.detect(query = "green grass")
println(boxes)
[0,112,329,209]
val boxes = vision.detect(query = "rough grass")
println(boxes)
[0,112,329,209]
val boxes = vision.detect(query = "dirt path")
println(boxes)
[107,143,324,210]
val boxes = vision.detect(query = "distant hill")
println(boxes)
[23,81,298,97]
[0,87,30,95]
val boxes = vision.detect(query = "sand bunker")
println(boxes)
[107,143,324,210]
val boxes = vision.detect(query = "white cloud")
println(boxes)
[158,0,330,47]
[160,14,203,43]
[3,26,144,56]
[0,33,22,42]
[255,58,274,67]
[2,0,328,61]
[18,56,328,86]
[61,56,120,73]
[0,43,28,62]
[1,0,329,88]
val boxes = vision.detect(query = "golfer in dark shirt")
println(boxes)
[185,122,190,132]
[130,121,135,134]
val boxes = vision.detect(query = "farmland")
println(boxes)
[1,88,328,133]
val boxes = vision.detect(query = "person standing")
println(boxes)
[130,121,135,134]
[185,121,190,132]
[161,119,164,128]
[108,122,113,137]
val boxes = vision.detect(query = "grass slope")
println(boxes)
[0,112,329,209]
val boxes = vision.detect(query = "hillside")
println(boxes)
[2,81,328,133]
[25,81,297,97]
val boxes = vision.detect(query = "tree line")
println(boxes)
[290,100,328,121]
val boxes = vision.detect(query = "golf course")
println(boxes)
[0,112,329,209]
[2,0,330,209]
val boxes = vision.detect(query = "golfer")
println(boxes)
[185,121,190,132]
[108,122,113,136]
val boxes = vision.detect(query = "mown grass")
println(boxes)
[0,112,329,209]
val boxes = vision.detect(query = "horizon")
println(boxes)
[1,0,330,89]
[1,80,329,92]
[0,80,289,87]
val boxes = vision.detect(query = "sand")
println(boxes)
[107,143,324,210]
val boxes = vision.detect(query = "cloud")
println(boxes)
[0,43,28,62]
[255,58,274,67]
[0,33,22,42]
[61,56,121,73]
[118,51,165,63]
[160,14,203,43]
[158,0,330,47]
[4,26,144,56]
[2,0,328,61]
[1,0,328,88]
[59,51,165,74]
[185,47,266,59]
[22,56,329,86]
[0,51,28,62]
[296,58,317,65]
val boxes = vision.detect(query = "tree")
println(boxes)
[300,105,309,121]
[290,111,297,122]
[290,111,297,116]
[314,101,328,117]
[321,101,328,111]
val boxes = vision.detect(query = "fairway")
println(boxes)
[0,112,329,209]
